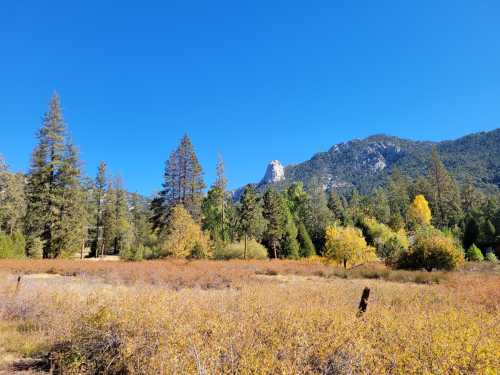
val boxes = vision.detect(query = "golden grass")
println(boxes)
[0,259,499,374]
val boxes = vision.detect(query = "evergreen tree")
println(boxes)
[297,221,316,257]
[262,188,287,258]
[90,161,107,257]
[112,176,132,256]
[101,179,117,256]
[327,190,347,224]
[129,192,152,255]
[304,178,333,253]
[463,213,480,250]
[54,144,87,257]
[24,93,85,258]
[202,154,230,243]
[387,169,410,223]
[0,158,26,235]
[429,149,462,228]
[151,135,205,230]
[369,187,391,224]
[237,185,264,259]
[202,187,226,242]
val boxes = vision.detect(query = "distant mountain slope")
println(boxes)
[248,129,500,195]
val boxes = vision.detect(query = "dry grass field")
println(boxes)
[0,259,499,374]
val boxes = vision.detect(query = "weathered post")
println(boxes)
[357,287,370,317]
[14,275,22,295]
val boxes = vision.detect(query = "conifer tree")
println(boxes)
[304,178,333,252]
[429,149,462,228]
[151,135,205,230]
[387,169,410,223]
[101,179,117,256]
[90,161,107,257]
[54,144,87,257]
[0,158,26,235]
[25,93,85,258]
[328,190,347,224]
[238,185,264,259]
[262,188,287,258]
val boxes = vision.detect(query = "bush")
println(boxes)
[397,227,464,271]
[0,231,26,259]
[359,218,408,266]
[465,244,484,262]
[324,225,376,268]
[484,250,497,262]
[214,240,268,260]
[158,205,212,259]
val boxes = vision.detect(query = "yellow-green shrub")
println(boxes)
[397,227,464,271]
[214,240,268,260]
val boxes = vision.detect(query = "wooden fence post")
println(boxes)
[357,287,370,317]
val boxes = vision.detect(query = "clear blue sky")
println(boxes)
[1,1,499,195]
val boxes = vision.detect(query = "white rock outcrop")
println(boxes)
[260,160,285,185]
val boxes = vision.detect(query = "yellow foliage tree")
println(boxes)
[408,194,432,226]
[324,225,376,268]
[160,205,212,258]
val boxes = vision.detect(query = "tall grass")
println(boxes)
[0,260,498,374]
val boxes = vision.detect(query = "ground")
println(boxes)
[0,259,499,374]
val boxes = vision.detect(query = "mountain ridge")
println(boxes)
[240,129,500,196]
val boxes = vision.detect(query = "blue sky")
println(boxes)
[1,1,499,195]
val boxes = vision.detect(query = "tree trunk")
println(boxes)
[244,234,247,260]
[343,259,347,269]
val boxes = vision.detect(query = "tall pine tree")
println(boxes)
[151,135,205,230]
[25,93,85,258]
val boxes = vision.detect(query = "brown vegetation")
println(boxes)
[0,259,499,374]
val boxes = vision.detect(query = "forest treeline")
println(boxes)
[0,94,499,268]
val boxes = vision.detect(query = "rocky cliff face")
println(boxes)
[259,160,285,185]
[234,129,500,198]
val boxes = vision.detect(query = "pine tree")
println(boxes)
[262,188,287,259]
[90,161,107,257]
[387,169,410,226]
[429,149,462,228]
[238,185,264,259]
[112,176,132,256]
[101,179,117,256]
[0,158,26,235]
[53,144,87,257]
[24,93,85,258]
[214,153,228,241]
[297,222,316,257]
[304,178,333,253]
[151,135,205,230]
[327,190,347,224]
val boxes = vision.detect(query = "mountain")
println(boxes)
[243,129,500,196]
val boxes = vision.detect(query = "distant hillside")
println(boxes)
[244,129,500,195]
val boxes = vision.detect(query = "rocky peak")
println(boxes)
[260,160,285,185]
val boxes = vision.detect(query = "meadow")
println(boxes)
[0,259,498,374]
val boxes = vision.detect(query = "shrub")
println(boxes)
[484,250,497,262]
[324,225,376,268]
[397,227,464,271]
[465,244,484,262]
[0,231,26,259]
[215,240,268,260]
[158,205,212,259]
[360,218,409,265]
